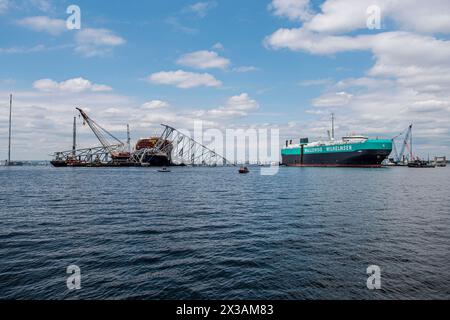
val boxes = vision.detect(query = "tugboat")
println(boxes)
[407,159,436,168]
[238,166,249,174]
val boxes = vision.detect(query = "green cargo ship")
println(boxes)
[282,136,392,167]
[282,115,392,167]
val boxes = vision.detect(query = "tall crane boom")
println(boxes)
[76,108,125,156]
[398,124,412,162]
[391,138,399,162]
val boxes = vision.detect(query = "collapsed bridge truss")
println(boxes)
[133,124,234,166]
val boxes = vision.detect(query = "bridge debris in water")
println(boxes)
[51,108,233,168]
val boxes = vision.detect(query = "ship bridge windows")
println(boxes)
[342,135,368,143]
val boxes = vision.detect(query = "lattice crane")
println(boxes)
[391,124,413,163]
[76,108,129,160]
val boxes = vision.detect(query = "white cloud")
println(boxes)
[391,1,450,34]
[142,100,170,110]
[265,28,371,54]
[33,77,113,93]
[265,28,450,86]
[304,0,375,34]
[299,0,450,34]
[186,1,217,18]
[75,28,126,57]
[268,29,450,96]
[147,70,222,89]
[177,50,230,70]
[233,66,259,73]
[268,0,312,22]
[205,93,259,118]
[312,91,353,107]
[16,16,66,35]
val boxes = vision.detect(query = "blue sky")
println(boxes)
[1,0,450,159]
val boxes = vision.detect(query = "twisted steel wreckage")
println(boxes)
[51,108,232,167]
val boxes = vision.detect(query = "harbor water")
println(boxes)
[0,166,449,299]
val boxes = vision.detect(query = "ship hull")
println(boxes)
[140,154,171,166]
[282,149,391,167]
[50,160,69,167]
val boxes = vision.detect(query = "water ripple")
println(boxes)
[0,166,449,299]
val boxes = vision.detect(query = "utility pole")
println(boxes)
[7,94,12,166]
[72,116,77,156]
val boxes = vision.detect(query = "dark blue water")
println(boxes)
[0,166,449,299]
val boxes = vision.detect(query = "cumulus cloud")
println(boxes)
[268,0,312,22]
[304,0,450,34]
[265,28,372,54]
[312,91,353,107]
[141,100,170,110]
[75,28,126,57]
[177,50,230,70]
[33,77,113,93]
[205,93,259,118]
[268,29,450,93]
[147,70,222,89]
[16,16,66,35]
[268,0,450,34]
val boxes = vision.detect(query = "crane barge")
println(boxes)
[51,108,233,167]
[51,108,137,167]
